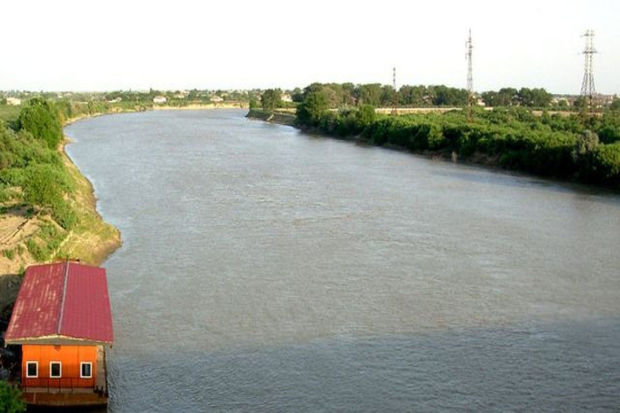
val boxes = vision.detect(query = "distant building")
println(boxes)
[6,97,21,105]
[153,96,167,104]
[210,95,224,103]
[107,97,122,104]
[281,94,293,103]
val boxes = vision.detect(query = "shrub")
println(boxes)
[0,380,26,413]
[26,239,46,261]
[18,98,63,149]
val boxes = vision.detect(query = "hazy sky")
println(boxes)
[2,0,618,94]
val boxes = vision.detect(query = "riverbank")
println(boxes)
[246,108,296,126]
[250,106,620,189]
[0,115,121,319]
[153,102,248,111]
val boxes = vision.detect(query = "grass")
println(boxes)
[0,104,21,122]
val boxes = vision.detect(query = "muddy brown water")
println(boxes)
[65,109,620,412]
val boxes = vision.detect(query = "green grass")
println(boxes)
[0,104,21,122]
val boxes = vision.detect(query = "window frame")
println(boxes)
[26,361,38,378]
[80,362,93,379]
[49,361,62,378]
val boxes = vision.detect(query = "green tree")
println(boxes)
[17,98,63,149]
[0,381,26,413]
[357,84,383,106]
[261,89,282,112]
[356,104,376,127]
[574,130,599,159]
[297,89,330,125]
[497,88,519,106]
[22,164,64,209]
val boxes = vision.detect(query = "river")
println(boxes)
[65,109,620,411]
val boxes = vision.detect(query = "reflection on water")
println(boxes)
[65,110,620,411]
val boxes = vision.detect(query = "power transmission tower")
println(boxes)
[392,66,398,115]
[466,29,473,121]
[580,29,597,111]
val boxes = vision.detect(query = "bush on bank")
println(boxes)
[294,96,620,188]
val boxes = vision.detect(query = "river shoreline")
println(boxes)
[0,114,123,317]
[246,109,620,192]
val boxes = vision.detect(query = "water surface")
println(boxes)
[65,110,620,411]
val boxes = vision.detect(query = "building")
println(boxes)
[281,94,293,103]
[210,95,224,103]
[6,97,21,105]
[4,261,114,407]
[153,96,167,104]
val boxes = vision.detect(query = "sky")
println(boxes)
[2,0,619,94]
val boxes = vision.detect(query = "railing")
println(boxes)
[23,377,104,394]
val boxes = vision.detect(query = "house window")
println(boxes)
[50,362,62,378]
[80,362,92,379]
[26,361,38,378]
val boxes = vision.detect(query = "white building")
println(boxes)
[153,96,167,104]
[210,95,224,103]
[281,94,293,103]
[6,97,21,105]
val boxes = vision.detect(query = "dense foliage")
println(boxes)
[265,82,562,110]
[261,89,282,112]
[0,380,26,413]
[17,99,63,149]
[480,88,552,108]
[294,85,620,188]
[0,100,79,230]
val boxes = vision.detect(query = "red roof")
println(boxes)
[4,262,114,345]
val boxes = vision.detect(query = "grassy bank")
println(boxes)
[0,101,123,317]
[246,108,296,126]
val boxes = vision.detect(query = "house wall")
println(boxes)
[22,344,97,388]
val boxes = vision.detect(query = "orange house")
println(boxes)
[4,262,114,407]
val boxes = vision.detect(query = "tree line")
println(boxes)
[284,83,620,188]
[259,83,563,112]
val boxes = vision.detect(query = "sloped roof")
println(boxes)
[4,262,114,345]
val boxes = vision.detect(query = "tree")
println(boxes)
[17,98,63,149]
[575,130,599,157]
[356,104,376,127]
[261,89,282,112]
[297,88,330,125]
[518,88,551,107]
[23,164,64,209]
[399,85,426,106]
[357,84,383,106]
[0,381,26,413]
[497,88,519,106]
[291,88,304,103]
[17,99,63,149]
[380,85,397,107]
